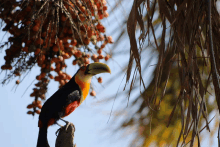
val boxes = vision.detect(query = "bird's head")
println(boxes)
[74,63,111,102]
[75,62,111,83]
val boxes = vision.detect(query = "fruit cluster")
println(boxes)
[0,0,113,115]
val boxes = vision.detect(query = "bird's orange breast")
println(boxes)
[75,76,91,103]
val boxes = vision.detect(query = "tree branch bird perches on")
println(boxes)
[37,63,111,147]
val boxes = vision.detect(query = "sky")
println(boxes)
[0,31,133,147]
[1,1,220,147]
[0,1,135,147]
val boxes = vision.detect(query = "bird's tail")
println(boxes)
[37,125,50,147]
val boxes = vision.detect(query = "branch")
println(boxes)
[55,123,76,147]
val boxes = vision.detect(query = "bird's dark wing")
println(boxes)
[39,81,81,124]
[65,90,81,106]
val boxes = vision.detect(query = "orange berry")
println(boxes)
[36,75,41,80]
[62,38,68,43]
[103,11,109,17]
[40,72,46,78]
[50,66,55,71]
[60,73,66,79]
[64,43,69,48]
[57,55,63,61]
[37,100,42,104]
[67,29,73,34]
[32,25,39,31]
[56,63,61,69]
[41,64,46,68]
[32,100,41,106]
[25,39,32,45]
[14,71,21,76]
[98,77,103,83]
[75,51,82,58]
[42,42,47,48]
[99,27,105,33]
[71,49,76,55]
[80,6,86,12]
[36,110,41,114]
[37,104,42,109]
[60,80,65,86]
[34,19,41,25]
[90,90,96,96]
[96,23,104,29]
[91,54,98,61]
[8,65,12,70]
[72,60,77,65]
[52,57,58,63]
[102,0,107,5]
[105,54,110,61]
[97,49,102,54]
[61,15,66,21]
[42,32,47,37]
[107,36,114,43]
[25,21,31,25]
[58,70,63,76]
[87,29,93,38]
[98,14,104,19]
[38,54,45,62]
[35,38,43,45]
[49,74,54,79]
[79,14,85,21]
[67,74,72,80]
[98,54,104,59]
[27,111,34,115]
[22,47,29,52]
[53,45,59,52]
[101,44,105,49]
[30,92,35,97]
[33,88,38,92]
[35,83,41,87]
[27,104,34,109]
[84,58,90,64]
[94,58,99,62]
[1,65,6,70]
[37,59,43,66]
[35,48,41,55]
[103,6,108,11]
[86,54,90,58]
[54,76,60,81]
[83,38,90,45]
[62,64,67,68]
[40,94,45,100]
[16,80,20,84]
[71,39,77,46]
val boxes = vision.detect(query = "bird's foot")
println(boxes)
[60,118,74,131]
[56,122,63,127]
[55,125,62,136]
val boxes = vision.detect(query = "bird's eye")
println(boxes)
[81,66,86,71]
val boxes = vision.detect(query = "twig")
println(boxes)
[207,0,220,110]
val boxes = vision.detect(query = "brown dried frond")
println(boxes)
[106,0,220,146]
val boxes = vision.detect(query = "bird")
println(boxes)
[36,62,111,147]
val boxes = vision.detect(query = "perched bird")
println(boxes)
[37,62,111,147]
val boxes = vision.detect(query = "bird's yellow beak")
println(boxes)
[86,62,111,75]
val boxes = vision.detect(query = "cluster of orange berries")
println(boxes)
[27,100,42,115]
[0,0,113,115]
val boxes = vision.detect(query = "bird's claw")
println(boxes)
[55,127,61,136]
[56,122,63,127]
[60,118,73,131]
[64,121,71,131]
